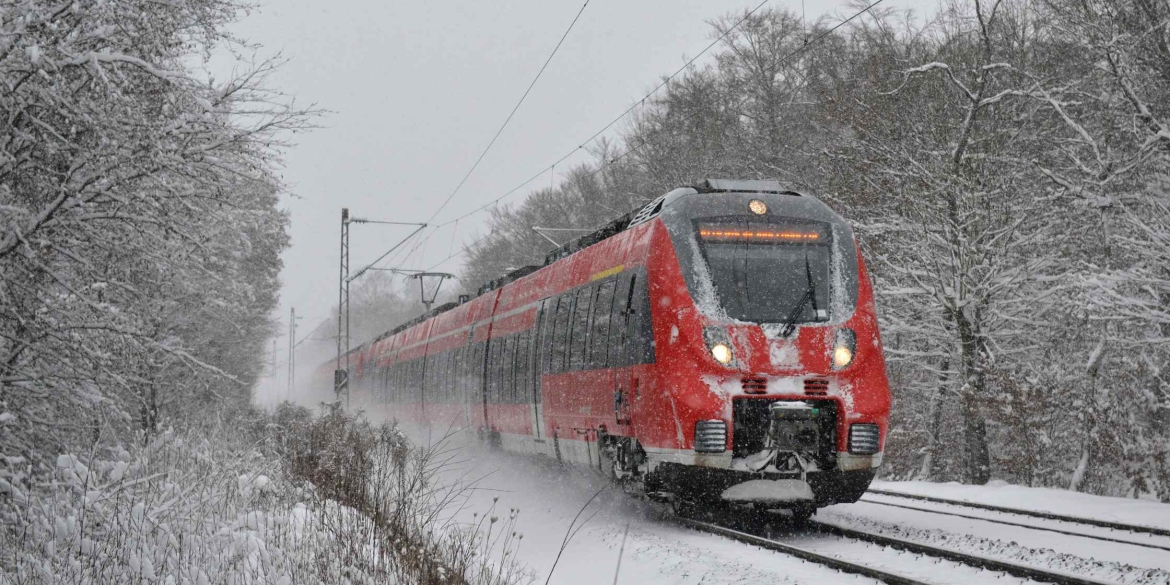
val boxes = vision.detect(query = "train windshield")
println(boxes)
[695,220,832,324]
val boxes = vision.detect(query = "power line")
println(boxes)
[425,230,495,271]
[425,0,592,225]
[585,0,888,180]
[430,0,772,230]
[388,0,887,290]
[341,0,592,301]
[435,0,887,230]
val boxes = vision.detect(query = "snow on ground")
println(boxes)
[870,480,1170,532]
[430,441,888,585]
[407,427,1170,585]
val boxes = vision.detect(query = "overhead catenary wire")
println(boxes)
[586,0,888,181]
[430,0,773,230]
[425,0,593,225]
[404,0,888,278]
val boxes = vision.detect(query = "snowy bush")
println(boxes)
[0,407,529,584]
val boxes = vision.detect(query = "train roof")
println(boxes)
[331,178,820,365]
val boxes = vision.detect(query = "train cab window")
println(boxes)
[589,280,616,369]
[551,296,572,373]
[569,287,593,371]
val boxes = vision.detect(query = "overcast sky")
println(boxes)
[225,0,939,343]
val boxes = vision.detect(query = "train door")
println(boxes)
[614,271,643,430]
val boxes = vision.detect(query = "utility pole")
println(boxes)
[287,307,296,402]
[337,208,350,405]
[336,208,427,409]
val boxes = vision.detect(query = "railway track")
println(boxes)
[867,488,1170,539]
[857,493,1170,552]
[679,513,1124,585]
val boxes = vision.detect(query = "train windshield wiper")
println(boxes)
[780,254,821,338]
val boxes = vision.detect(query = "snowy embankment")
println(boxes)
[0,425,385,584]
[0,407,525,585]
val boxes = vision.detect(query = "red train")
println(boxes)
[313,179,891,518]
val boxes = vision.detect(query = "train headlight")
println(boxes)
[703,328,735,366]
[833,328,856,369]
[711,343,733,365]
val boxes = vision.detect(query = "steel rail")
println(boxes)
[678,518,932,585]
[810,520,1122,585]
[868,488,1170,538]
[858,496,1170,552]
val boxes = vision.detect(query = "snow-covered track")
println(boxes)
[868,489,1170,538]
[810,519,1122,585]
[678,518,933,585]
[680,512,1123,585]
[857,495,1170,552]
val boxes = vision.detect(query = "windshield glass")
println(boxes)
[695,219,832,323]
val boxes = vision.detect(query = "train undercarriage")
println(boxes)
[596,395,880,520]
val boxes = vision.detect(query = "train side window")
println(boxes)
[470,342,482,403]
[451,349,460,402]
[543,298,560,374]
[427,355,435,400]
[590,280,616,369]
[437,352,447,402]
[405,361,412,402]
[406,360,413,401]
[402,361,409,402]
[445,350,454,402]
[435,351,442,402]
[419,357,427,400]
[417,358,424,399]
[551,296,572,373]
[487,341,500,403]
[569,286,593,371]
[628,271,656,364]
[447,351,453,400]
[610,275,632,367]
[534,300,548,378]
[501,336,514,403]
[391,363,399,403]
[515,330,530,403]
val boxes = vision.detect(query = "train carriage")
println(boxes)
[314,179,891,517]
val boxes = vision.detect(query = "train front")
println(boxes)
[641,180,890,514]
